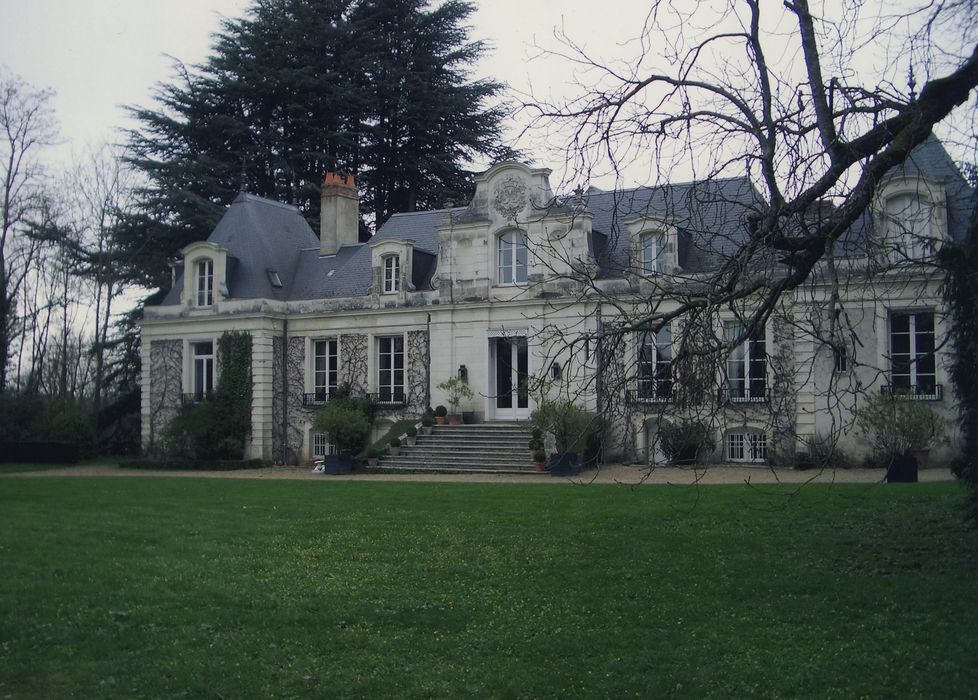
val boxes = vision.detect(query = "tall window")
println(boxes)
[641,232,664,274]
[196,259,214,306]
[726,432,767,462]
[725,321,766,402]
[313,339,339,402]
[497,230,528,285]
[192,341,214,400]
[636,326,672,401]
[885,193,932,261]
[383,255,400,293]
[890,311,936,397]
[377,336,404,404]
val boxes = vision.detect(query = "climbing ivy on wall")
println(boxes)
[164,331,253,460]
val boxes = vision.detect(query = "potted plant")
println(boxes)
[421,412,435,435]
[313,398,371,474]
[532,449,547,472]
[857,392,946,477]
[437,377,473,425]
[659,420,715,466]
[406,424,418,446]
[434,405,448,425]
[531,399,598,476]
[389,436,402,456]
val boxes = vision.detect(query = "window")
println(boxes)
[726,432,767,462]
[312,432,334,458]
[636,326,672,401]
[497,230,528,285]
[313,339,339,402]
[884,193,932,261]
[640,231,665,274]
[725,321,766,402]
[192,341,214,400]
[377,336,404,404]
[383,255,400,293]
[890,311,937,397]
[196,259,214,306]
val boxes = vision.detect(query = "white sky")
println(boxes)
[0,0,661,189]
[0,1,971,190]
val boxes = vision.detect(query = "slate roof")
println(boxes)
[154,137,973,306]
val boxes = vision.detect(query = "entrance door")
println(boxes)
[491,337,529,420]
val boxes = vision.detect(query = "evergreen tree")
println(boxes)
[121,0,513,290]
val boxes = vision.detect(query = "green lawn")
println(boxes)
[0,478,974,699]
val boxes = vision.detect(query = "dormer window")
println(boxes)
[196,259,214,307]
[497,230,528,285]
[383,255,400,294]
[884,193,933,262]
[641,231,665,274]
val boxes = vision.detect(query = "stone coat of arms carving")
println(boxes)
[492,175,527,220]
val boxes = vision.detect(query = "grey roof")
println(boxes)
[583,177,762,276]
[153,138,973,306]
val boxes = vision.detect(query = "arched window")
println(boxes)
[383,254,400,293]
[497,230,528,285]
[640,231,665,274]
[884,193,932,261]
[196,259,214,306]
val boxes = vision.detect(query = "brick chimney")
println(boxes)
[320,172,359,255]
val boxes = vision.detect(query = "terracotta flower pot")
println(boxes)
[448,414,462,425]
[435,416,446,425]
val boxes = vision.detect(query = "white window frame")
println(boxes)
[635,326,672,402]
[889,310,938,399]
[196,258,214,307]
[724,321,767,403]
[884,192,932,262]
[191,340,215,399]
[377,335,405,404]
[383,254,400,294]
[311,432,335,458]
[640,231,665,274]
[313,338,339,402]
[496,230,528,285]
[726,432,767,462]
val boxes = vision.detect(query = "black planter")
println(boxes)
[886,453,918,483]
[549,452,580,476]
[324,454,353,475]
[462,411,476,424]
[673,446,698,466]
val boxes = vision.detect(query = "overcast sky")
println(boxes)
[0,0,662,188]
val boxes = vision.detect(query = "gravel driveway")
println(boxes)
[4,463,955,486]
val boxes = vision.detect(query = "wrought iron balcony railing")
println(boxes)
[626,388,672,405]
[718,386,770,405]
[181,392,212,406]
[881,384,943,401]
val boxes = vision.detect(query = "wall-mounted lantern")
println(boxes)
[551,361,562,380]
[458,364,468,381]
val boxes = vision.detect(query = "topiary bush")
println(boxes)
[856,391,945,461]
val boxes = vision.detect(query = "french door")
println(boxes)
[491,337,529,419]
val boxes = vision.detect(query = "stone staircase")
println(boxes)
[374,422,537,474]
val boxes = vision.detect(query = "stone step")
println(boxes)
[370,464,541,475]
[382,421,537,474]
[383,454,536,467]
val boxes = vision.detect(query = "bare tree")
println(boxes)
[0,70,58,393]
[513,0,976,471]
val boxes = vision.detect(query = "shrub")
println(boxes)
[421,413,434,427]
[856,392,945,460]
[659,421,715,465]
[390,437,402,448]
[406,425,418,437]
[793,434,850,470]
[314,398,372,455]
[531,399,602,457]
[532,450,546,463]
[434,405,448,417]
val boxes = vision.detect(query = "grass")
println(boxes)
[0,477,975,699]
